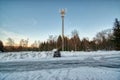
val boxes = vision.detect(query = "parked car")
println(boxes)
[53,49,61,57]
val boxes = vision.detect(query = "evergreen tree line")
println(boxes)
[0,18,120,52]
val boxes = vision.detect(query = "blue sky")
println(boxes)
[0,0,120,45]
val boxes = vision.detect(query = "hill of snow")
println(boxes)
[0,51,119,62]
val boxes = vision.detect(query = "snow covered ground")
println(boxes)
[0,51,120,80]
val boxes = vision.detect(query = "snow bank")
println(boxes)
[0,51,120,62]
[0,51,53,62]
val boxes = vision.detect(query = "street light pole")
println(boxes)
[61,9,65,51]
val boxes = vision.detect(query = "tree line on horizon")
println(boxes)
[0,18,120,52]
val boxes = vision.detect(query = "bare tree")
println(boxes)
[19,39,29,47]
[31,40,39,48]
[94,29,114,50]
[6,38,15,46]
[19,39,24,47]
[71,30,80,51]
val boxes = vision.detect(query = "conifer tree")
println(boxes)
[0,40,4,52]
[113,18,120,50]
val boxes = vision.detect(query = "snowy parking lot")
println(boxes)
[0,51,120,80]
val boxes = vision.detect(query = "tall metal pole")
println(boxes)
[61,9,65,51]
[62,16,64,51]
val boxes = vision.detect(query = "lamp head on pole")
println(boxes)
[61,9,65,17]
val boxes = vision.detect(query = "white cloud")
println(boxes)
[0,28,28,45]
